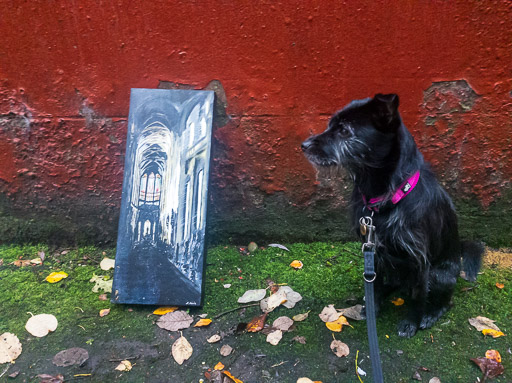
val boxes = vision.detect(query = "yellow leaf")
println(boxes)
[391,297,404,306]
[45,271,68,283]
[99,309,110,317]
[222,370,244,383]
[153,307,178,315]
[482,329,506,338]
[495,282,505,289]
[485,349,502,363]
[326,315,351,332]
[115,360,132,371]
[290,260,303,269]
[214,362,225,370]
[194,318,212,327]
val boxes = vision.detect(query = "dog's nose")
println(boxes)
[301,140,313,151]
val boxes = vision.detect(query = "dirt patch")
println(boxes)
[484,248,512,268]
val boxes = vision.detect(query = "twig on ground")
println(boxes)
[213,303,260,319]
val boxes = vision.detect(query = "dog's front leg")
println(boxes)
[397,269,429,338]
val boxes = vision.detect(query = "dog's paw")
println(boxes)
[419,307,448,330]
[397,319,418,338]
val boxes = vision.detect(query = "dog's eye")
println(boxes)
[338,126,351,138]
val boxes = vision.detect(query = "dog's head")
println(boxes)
[302,94,401,173]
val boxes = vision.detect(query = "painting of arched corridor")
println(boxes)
[112,88,214,306]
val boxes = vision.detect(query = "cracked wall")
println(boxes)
[0,2,511,245]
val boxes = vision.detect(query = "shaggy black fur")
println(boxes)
[302,94,483,337]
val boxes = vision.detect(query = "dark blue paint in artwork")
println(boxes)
[112,88,214,306]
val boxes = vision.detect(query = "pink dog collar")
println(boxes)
[362,171,420,212]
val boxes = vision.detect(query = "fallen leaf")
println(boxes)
[486,349,502,363]
[25,314,58,337]
[330,339,349,357]
[428,378,441,383]
[247,313,268,333]
[30,258,43,265]
[297,379,314,383]
[293,311,310,322]
[52,347,89,367]
[99,309,110,317]
[337,304,364,321]
[38,251,46,262]
[391,297,405,306]
[98,294,108,301]
[45,271,68,283]
[272,316,294,331]
[223,284,232,289]
[194,318,212,327]
[495,282,505,289]
[115,360,133,371]
[326,315,351,332]
[412,370,422,380]
[157,311,194,332]
[319,305,340,323]
[220,344,233,356]
[281,286,303,309]
[89,274,113,293]
[290,260,303,269]
[153,306,178,315]
[12,259,31,267]
[207,334,221,343]
[37,374,65,383]
[100,257,115,271]
[268,243,290,251]
[262,289,287,313]
[471,357,504,379]
[468,316,501,332]
[172,335,193,365]
[482,329,506,338]
[292,336,306,344]
[266,330,283,345]
[223,370,244,383]
[248,242,258,252]
[215,361,225,370]
[237,289,267,303]
[0,332,22,363]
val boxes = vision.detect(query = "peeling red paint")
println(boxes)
[0,1,511,242]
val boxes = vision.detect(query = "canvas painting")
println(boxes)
[112,88,214,306]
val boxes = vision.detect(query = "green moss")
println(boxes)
[1,242,511,382]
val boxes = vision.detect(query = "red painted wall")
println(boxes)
[0,1,511,244]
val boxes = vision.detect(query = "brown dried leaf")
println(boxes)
[220,344,233,356]
[330,339,349,357]
[292,336,306,344]
[319,305,340,323]
[0,332,22,364]
[172,335,193,365]
[52,347,89,367]
[468,316,501,332]
[272,316,294,331]
[337,304,364,321]
[471,357,504,379]
[266,330,283,345]
[157,310,194,332]
[247,313,268,333]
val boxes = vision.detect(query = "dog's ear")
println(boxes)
[371,93,400,132]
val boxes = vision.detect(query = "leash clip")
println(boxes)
[360,216,376,251]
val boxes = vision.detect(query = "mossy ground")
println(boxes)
[0,243,511,382]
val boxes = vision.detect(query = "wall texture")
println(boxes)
[0,1,511,246]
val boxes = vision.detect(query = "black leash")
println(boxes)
[360,216,384,383]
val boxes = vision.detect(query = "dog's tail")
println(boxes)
[461,241,484,282]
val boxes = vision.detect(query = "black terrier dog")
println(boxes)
[302,94,483,337]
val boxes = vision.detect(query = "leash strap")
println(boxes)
[360,215,384,383]
[364,249,384,383]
